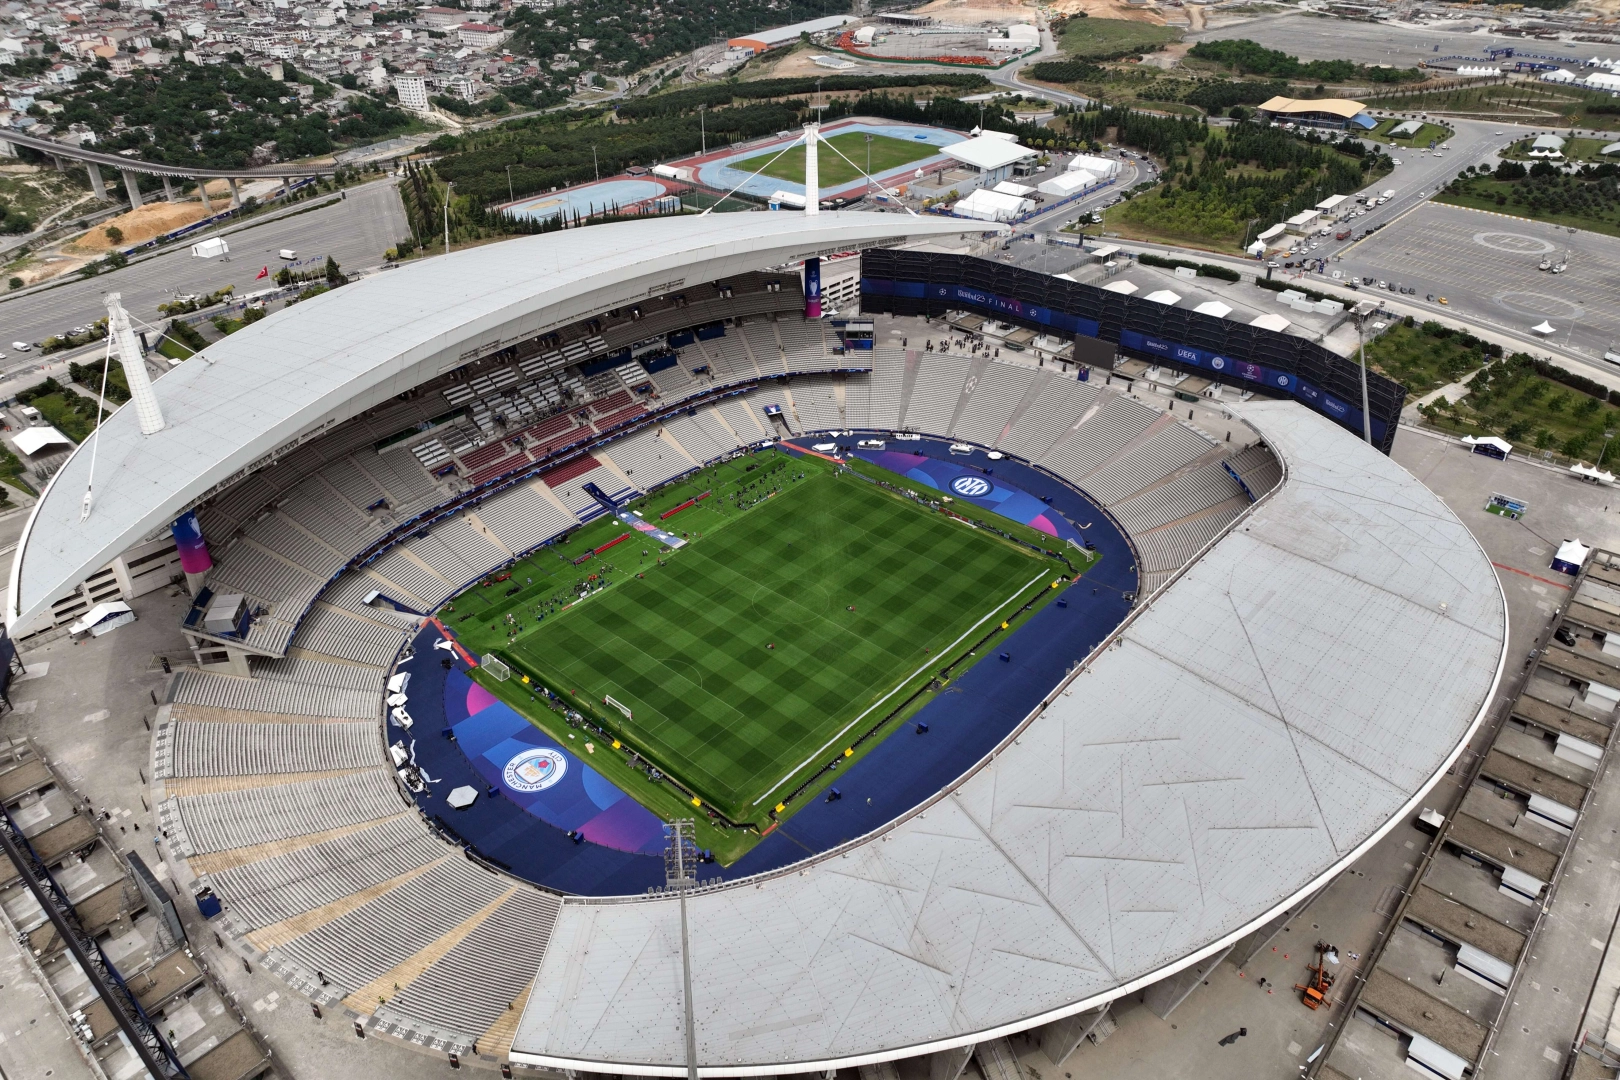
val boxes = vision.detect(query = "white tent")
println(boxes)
[1037,171,1094,198]
[1531,320,1556,335]
[1245,240,1266,256]
[12,426,73,456]
[190,236,229,259]
[447,785,479,809]
[1101,280,1138,295]
[951,187,1031,222]
[1143,290,1181,306]
[1586,72,1620,91]
[1066,154,1120,178]
[1193,300,1233,318]
[769,190,807,209]
[1542,68,1577,83]
[992,180,1036,197]
[1572,463,1616,485]
[1250,313,1291,332]
[68,601,134,637]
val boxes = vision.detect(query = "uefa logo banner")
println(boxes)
[504,747,568,793]
[950,475,994,498]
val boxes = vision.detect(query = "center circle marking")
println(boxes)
[1472,231,1556,255]
[1493,291,1585,321]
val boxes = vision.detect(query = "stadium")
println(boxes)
[6,161,1507,1077]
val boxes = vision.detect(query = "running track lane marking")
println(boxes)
[752,568,1052,806]
[1491,562,1570,590]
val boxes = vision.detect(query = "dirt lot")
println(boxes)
[65,201,211,253]
[1044,0,1168,23]
[912,0,1039,25]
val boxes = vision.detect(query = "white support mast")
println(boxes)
[107,292,164,435]
[803,122,819,217]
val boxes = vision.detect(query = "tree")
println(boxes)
[323,255,347,285]
[7,277,21,290]
[104,225,123,243]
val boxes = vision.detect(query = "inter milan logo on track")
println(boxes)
[504,748,568,793]
[950,475,993,498]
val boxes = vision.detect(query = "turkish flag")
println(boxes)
[255,266,268,280]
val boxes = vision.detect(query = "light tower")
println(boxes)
[802,122,822,318]
[106,292,164,435]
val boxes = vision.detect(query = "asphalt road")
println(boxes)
[1188,11,1620,70]
[0,178,408,376]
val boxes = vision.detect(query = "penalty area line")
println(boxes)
[751,568,1052,807]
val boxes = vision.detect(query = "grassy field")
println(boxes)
[499,455,1062,823]
[1419,353,1620,462]
[733,132,943,189]
[1435,173,1620,240]
[1363,320,1490,397]
[1363,80,1620,130]
[1370,118,1452,148]
[1059,17,1180,60]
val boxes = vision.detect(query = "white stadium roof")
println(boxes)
[7,212,981,633]
[509,400,1506,1074]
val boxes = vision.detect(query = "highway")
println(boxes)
[0,178,407,379]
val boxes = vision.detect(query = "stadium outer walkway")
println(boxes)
[402,435,1140,895]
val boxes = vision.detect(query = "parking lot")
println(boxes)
[1337,201,1620,365]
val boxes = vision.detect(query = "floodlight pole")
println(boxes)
[1357,310,1373,445]
[442,180,453,257]
[666,820,700,1080]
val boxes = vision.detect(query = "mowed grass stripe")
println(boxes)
[510,470,1048,816]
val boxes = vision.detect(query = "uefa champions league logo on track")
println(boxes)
[950,475,993,498]
[504,748,568,793]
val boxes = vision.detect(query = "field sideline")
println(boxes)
[503,458,1065,823]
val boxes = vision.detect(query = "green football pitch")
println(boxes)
[503,466,1057,822]
[733,132,944,190]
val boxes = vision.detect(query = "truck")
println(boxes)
[278,249,298,261]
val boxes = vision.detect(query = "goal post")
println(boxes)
[605,694,633,720]
[482,655,511,681]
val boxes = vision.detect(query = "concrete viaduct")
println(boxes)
[0,128,343,211]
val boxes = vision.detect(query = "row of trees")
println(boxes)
[1187,39,1423,84]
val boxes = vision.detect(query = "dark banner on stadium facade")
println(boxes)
[1117,330,1388,447]
[870,281,1104,339]
[859,249,1404,454]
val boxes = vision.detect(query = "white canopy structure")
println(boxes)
[1250,312,1291,332]
[1142,289,1181,305]
[11,426,73,456]
[1194,300,1233,318]
[1101,279,1138,294]
[7,211,983,634]
[190,236,229,259]
[1037,171,1095,198]
[951,187,1031,222]
[1532,320,1556,335]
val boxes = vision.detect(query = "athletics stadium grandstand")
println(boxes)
[5,132,1506,1079]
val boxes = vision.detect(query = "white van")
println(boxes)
[11,341,30,352]
[857,438,886,450]
[278,249,298,260]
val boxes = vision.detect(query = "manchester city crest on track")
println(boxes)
[504,747,568,793]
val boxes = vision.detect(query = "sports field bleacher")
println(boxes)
[162,309,1287,1058]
